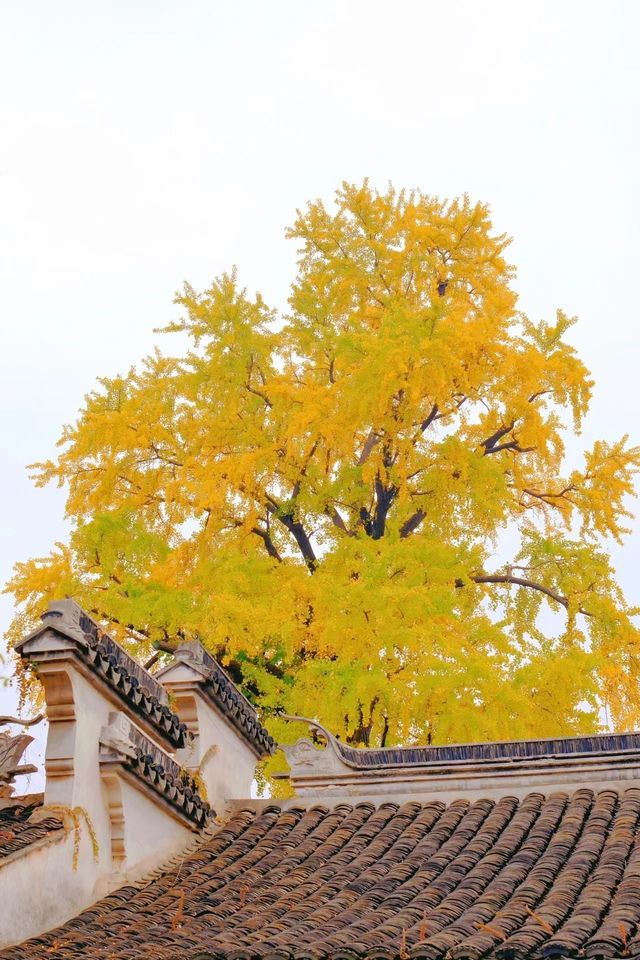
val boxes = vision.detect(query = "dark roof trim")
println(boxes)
[334,731,640,768]
[169,641,277,758]
[18,601,189,750]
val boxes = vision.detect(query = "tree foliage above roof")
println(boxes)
[6,182,640,748]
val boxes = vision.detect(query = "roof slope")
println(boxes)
[4,789,640,959]
[0,795,63,862]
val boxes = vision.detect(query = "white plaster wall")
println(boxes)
[161,662,259,809]
[170,689,257,811]
[195,701,257,810]
[0,658,198,947]
[119,777,193,876]
[43,664,114,875]
[0,821,96,947]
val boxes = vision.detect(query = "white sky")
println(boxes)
[1,1,639,781]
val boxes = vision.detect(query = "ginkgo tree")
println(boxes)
[6,182,640,751]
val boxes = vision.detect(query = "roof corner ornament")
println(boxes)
[278,714,347,778]
[0,713,42,798]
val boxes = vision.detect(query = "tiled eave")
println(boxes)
[99,713,212,829]
[17,601,189,750]
[0,795,64,863]
[198,678,276,757]
[280,718,640,800]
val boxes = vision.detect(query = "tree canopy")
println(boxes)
[6,182,640,756]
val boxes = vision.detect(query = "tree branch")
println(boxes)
[420,403,440,433]
[291,439,319,499]
[143,652,161,671]
[277,512,317,571]
[89,609,152,640]
[245,355,273,408]
[0,713,44,727]
[400,510,426,538]
[528,389,552,403]
[486,440,535,455]
[456,573,592,617]
[357,430,381,466]
[523,485,577,506]
[251,525,283,562]
[266,496,317,571]
[325,506,355,537]
[371,474,397,539]
[481,421,515,452]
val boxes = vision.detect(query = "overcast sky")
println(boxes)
[1,1,639,780]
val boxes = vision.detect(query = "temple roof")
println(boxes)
[4,787,640,960]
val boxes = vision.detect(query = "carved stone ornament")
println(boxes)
[282,737,323,769]
[279,715,349,779]
[0,714,41,798]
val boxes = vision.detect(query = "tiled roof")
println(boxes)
[18,602,189,750]
[5,788,640,959]
[163,641,277,757]
[0,795,63,862]
[334,732,640,768]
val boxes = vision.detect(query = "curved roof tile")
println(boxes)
[4,788,640,959]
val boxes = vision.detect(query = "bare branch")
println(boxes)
[0,713,44,727]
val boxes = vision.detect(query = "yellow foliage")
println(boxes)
[5,182,640,745]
